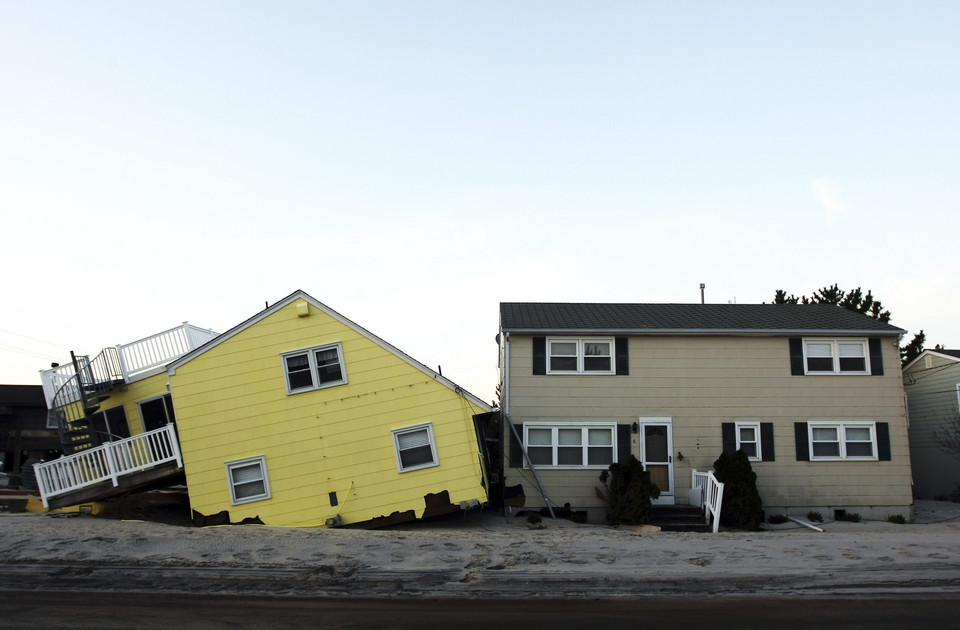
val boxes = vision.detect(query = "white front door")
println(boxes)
[639,417,674,505]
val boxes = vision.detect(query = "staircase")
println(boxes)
[650,504,713,532]
[49,350,124,454]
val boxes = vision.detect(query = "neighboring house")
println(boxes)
[0,385,61,485]
[166,290,490,527]
[903,349,960,499]
[37,290,491,528]
[498,302,913,523]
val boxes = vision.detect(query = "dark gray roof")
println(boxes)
[500,303,905,335]
[934,349,960,359]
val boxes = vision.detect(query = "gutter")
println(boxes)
[500,328,904,337]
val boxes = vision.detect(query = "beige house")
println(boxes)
[498,302,913,523]
[903,349,960,499]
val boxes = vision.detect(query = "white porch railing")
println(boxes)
[35,424,183,508]
[692,469,724,533]
[39,322,219,407]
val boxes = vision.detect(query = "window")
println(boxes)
[138,394,176,432]
[225,456,271,505]
[392,423,439,472]
[803,339,870,374]
[736,422,761,461]
[281,343,346,393]
[808,422,877,460]
[547,338,614,374]
[523,423,616,468]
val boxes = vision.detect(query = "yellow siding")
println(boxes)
[170,298,487,527]
[504,335,912,517]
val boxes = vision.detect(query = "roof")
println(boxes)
[168,290,492,411]
[499,303,905,335]
[933,349,960,359]
[903,348,960,371]
[0,384,45,406]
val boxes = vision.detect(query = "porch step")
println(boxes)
[650,504,712,532]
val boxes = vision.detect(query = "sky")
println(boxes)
[1,1,958,401]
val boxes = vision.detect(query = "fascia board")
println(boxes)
[501,328,905,336]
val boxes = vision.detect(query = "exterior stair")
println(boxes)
[650,504,712,532]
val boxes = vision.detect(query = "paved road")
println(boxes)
[1,591,957,629]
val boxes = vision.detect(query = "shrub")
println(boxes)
[596,455,661,525]
[806,511,824,523]
[713,450,763,530]
[837,511,861,522]
[767,514,788,524]
[887,514,907,524]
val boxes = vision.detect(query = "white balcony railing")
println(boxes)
[39,323,219,408]
[691,469,725,533]
[34,424,183,508]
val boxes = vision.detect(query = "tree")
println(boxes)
[933,411,960,461]
[900,330,925,367]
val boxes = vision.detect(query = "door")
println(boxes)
[639,417,674,505]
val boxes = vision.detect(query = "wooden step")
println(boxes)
[650,504,712,532]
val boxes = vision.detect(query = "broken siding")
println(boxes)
[171,298,487,527]
[505,334,911,514]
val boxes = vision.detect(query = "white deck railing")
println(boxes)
[35,424,183,508]
[39,323,219,407]
[692,469,724,533]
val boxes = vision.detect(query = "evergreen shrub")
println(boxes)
[596,455,660,525]
[713,450,763,530]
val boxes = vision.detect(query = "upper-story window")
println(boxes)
[803,339,870,375]
[547,338,615,374]
[281,342,347,394]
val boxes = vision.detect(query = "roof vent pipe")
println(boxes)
[700,283,705,304]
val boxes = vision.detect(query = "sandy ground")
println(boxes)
[2,497,959,598]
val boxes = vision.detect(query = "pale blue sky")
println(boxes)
[2,1,958,399]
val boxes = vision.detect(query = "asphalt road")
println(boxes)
[1,591,957,630]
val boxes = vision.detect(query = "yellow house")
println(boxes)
[166,290,490,527]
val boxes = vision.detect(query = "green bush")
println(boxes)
[806,511,824,523]
[596,455,661,525]
[887,514,907,524]
[713,450,763,530]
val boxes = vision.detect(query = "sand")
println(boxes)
[1,499,959,598]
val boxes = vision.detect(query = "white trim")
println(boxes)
[639,417,674,504]
[808,421,878,461]
[225,455,271,505]
[392,423,440,473]
[136,393,175,428]
[545,338,616,375]
[522,421,617,469]
[735,421,762,461]
[802,338,871,375]
[280,342,347,394]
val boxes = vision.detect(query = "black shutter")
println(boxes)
[533,337,546,375]
[877,422,891,461]
[869,338,884,376]
[615,337,629,376]
[617,424,631,463]
[789,338,804,375]
[794,422,810,461]
[721,423,736,453]
[508,424,524,467]
[760,422,775,461]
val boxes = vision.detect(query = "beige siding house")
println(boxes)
[903,349,960,499]
[499,303,913,523]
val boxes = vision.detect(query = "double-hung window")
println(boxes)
[282,342,346,393]
[225,456,271,505]
[736,422,761,461]
[523,422,616,468]
[803,339,869,374]
[808,422,877,460]
[547,338,614,374]
[392,423,439,473]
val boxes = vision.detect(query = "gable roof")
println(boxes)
[500,303,905,336]
[903,348,960,372]
[168,290,491,411]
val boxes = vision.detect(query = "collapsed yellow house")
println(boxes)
[36,290,491,527]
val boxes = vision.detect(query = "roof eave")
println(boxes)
[501,327,905,336]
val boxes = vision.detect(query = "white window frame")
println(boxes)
[281,342,347,394]
[522,421,618,469]
[225,455,271,505]
[546,338,615,375]
[808,421,878,461]
[735,421,761,461]
[392,423,439,473]
[802,338,870,375]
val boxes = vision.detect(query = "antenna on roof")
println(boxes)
[700,283,705,304]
